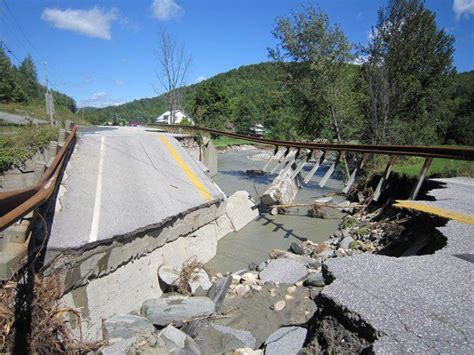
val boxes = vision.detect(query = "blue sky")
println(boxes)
[1,0,473,108]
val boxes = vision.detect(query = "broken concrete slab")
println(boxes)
[259,258,308,284]
[264,326,307,355]
[225,191,259,232]
[140,295,216,326]
[261,168,298,206]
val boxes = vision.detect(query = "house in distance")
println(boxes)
[156,110,194,125]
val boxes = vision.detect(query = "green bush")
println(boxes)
[0,125,58,171]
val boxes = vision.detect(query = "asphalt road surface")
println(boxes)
[0,111,48,125]
[323,177,474,353]
[48,126,224,250]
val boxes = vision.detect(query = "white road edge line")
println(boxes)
[89,136,106,242]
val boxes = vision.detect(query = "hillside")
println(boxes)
[85,62,290,127]
[0,48,82,124]
[86,63,473,144]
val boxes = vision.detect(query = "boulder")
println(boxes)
[159,324,200,354]
[264,327,307,355]
[259,259,308,284]
[207,275,232,311]
[141,295,216,326]
[102,314,155,340]
[226,191,259,232]
[303,273,325,287]
[256,261,267,272]
[340,236,355,250]
[289,242,305,255]
[100,337,137,355]
[212,324,256,349]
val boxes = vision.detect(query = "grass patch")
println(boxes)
[0,101,88,126]
[0,124,58,171]
[369,154,474,178]
[211,135,252,147]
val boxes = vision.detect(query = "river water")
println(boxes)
[207,147,345,273]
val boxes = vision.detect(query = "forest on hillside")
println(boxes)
[86,0,473,147]
[0,46,77,116]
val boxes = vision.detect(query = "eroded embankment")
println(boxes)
[300,174,474,354]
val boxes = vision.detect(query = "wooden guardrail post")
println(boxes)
[303,150,325,184]
[409,157,433,200]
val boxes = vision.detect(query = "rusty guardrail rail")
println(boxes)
[156,124,474,161]
[157,124,473,200]
[0,123,77,232]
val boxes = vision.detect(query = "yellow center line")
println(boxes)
[394,200,474,225]
[159,134,212,201]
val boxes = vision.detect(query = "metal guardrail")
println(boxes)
[156,124,474,161]
[0,124,77,232]
[158,123,473,200]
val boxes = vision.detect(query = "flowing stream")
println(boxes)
[207,147,346,273]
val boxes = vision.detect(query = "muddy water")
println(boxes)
[207,147,346,273]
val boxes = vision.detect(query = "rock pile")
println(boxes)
[100,253,321,354]
[100,202,398,354]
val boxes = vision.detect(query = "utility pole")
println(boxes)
[44,61,54,126]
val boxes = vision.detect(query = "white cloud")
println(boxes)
[113,80,124,86]
[453,0,474,20]
[41,7,118,40]
[85,92,124,107]
[195,76,206,83]
[91,92,107,100]
[151,0,182,21]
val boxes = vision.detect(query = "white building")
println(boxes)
[249,123,266,137]
[156,110,193,125]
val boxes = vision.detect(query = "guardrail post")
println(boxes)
[373,155,398,202]
[409,157,432,200]
[320,151,344,188]
[343,153,370,194]
[303,150,325,184]
[270,147,290,174]
[47,141,59,166]
[33,161,46,183]
[262,146,279,172]
[291,149,312,179]
[58,128,66,147]
[65,120,73,131]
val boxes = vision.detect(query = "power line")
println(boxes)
[1,0,64,90]
[1,0,42,60]
[0,40,22,64]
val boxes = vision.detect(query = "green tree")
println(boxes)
[18,55,40,100]
[447,71,474,145]
[268,6,362,143]
[191,81,229,129]
[234,98,258,133]
[0,46,26,103]
[361,0,455,145]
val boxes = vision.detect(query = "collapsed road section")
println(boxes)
[41,126,259,340]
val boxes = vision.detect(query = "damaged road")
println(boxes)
[312,177,474,353]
